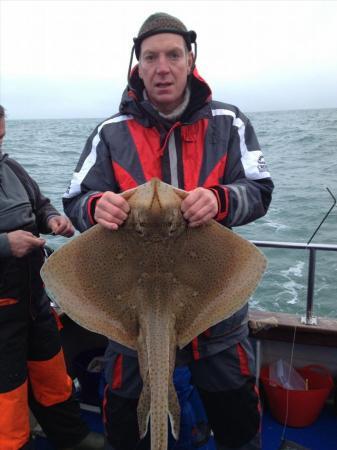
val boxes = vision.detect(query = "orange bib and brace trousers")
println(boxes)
[0,247,89,450]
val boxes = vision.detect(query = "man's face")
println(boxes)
[0,118,5,151]
[138,33,193,114]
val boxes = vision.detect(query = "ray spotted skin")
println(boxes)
[41,179,266,450]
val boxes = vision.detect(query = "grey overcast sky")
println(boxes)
[1,0,337,119]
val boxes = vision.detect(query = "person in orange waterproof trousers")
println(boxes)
[0,105,103,450]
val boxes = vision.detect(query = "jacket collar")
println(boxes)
[119,66,212,127]
[0,152,8,164]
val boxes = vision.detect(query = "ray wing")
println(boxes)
[41,224,143,350]
[173,221,267,348]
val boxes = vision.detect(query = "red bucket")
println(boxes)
[260,364,333,427]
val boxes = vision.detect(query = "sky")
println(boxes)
[1,0,337,119]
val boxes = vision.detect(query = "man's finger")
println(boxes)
[96,218,119,231]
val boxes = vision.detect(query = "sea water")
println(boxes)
[4,108,337,317]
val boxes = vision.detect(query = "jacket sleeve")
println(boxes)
[7,158,60,234]
[210,112,274,227]
[0,233,12,258]
[62,124,119,232]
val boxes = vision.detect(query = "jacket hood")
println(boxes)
[119,66,212,125]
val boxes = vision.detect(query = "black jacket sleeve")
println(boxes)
[7,158,60,234]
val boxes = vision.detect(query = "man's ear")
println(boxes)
[138,63,143,80]
[187,52,194,74]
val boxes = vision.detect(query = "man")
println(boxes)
[63,13,274,450]
[0,105,103,450]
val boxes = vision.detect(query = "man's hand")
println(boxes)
[181,187,218,228]
[94,192,130,231]
[7,230,46,258]
[48,216,75,238]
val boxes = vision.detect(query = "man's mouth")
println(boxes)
[155,82,173,88]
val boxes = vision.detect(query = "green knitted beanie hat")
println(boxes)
[133,12,197,59]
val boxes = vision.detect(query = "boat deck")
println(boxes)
[33,403,337,450]
[262,404,337,450]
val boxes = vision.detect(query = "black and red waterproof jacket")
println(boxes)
[63,67,274,358]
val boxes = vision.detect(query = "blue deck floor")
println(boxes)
[33,404,337,450]
[262,404,337,450]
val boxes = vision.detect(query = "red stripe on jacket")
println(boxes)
[112,162,139,192]
[111,354,123,389]
[192,337,200,360]
[181,119,209,191]
[126,120,162,181]
[102,384,109,424]
[236,343,250,376]
[87,193,103,225]
[203,154,228,188]
[215,186,229,221]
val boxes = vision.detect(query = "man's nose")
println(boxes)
[156,55,170,73]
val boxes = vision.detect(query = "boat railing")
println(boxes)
[251,240,337,326]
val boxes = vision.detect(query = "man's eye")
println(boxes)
[169,52,180,60]
[144,54,155,62]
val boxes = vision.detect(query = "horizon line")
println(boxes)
[6,106,337,121]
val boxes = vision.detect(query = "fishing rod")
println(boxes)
[306,187,336,246]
